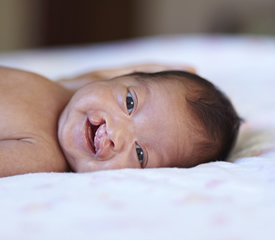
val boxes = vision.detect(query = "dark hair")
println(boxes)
[126,70,242,166]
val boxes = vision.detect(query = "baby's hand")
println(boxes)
[58,63,196,92]
[90,63,196,80]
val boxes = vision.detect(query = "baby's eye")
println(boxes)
[126,92,134,113]
[136,144,144,165]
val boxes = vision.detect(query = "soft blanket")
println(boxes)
[0,35,274,240]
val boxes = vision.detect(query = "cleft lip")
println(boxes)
[93,124,114,160]
[86,116,113,160]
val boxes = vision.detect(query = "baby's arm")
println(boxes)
[58,63,196,92]
[0,138,66,177]
[0,67,70,177]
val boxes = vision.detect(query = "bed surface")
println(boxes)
[0,35,275,240]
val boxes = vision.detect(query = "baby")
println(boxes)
[0,64,241,177]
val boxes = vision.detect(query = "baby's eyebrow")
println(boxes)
[126,73,149,83]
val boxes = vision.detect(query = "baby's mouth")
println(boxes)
[86,118,114,160]
[87,120,100,154]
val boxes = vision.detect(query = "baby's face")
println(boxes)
[58,75,194,172]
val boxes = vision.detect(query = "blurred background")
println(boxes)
[1,0,275,52]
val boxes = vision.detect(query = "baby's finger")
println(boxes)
[131,64,196,73]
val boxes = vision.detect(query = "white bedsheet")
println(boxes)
[0,35,275,240]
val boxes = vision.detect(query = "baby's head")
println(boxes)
[58,70,241,172]
[136,71,242,166]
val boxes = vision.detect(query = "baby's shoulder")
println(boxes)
[0,67,71,131]
[0,66,67,97]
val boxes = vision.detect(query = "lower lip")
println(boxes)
[85,118,96,154]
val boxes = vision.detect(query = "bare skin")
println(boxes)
[0,64,195,177]
[0,67,72,177]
